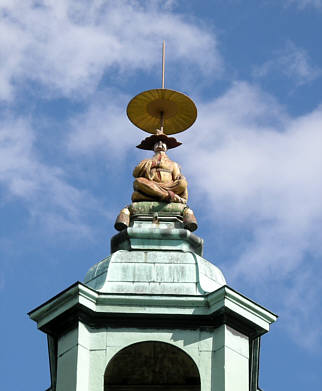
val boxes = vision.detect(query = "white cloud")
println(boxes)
[180,82,322,277]
[0,115,105,236]
[0,0,221,101]
[253,41,322,85]
[286,0,322,9]
[174,82,322,344]
[0,0,222,238]
[67,90,136,157]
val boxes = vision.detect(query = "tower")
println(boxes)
[29,44,277,391]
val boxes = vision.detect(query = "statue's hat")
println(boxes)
[136,133,182,150]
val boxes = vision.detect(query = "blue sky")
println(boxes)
[1,1,321,389]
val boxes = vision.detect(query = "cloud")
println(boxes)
[67,90,136,157]
[175,81,322,344]
[180,82,322,277]
[0,0,223,241]
[286,0,322,9]
[0,0,222,101]
[253,41,322,85]
[0,115,105,236]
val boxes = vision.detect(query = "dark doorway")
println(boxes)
[104,341,201,390]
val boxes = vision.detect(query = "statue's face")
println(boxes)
[153,141,167,153]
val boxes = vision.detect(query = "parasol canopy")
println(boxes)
[127,88,197,135]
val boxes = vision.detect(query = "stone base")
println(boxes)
[111,223,203,254]
[130,201,187,216]
[98,219,226,295]
[115,202,198,232]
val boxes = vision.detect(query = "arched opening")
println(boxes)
[104,341,201,390]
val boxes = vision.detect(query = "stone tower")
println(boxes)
[29,201,276,391]
[29,71,277,391]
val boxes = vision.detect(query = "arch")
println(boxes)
[104,341,201,390]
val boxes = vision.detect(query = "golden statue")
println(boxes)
[115,42,198,232]
[132,131,188,204]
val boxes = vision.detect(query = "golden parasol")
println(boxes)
[127,42,197,135]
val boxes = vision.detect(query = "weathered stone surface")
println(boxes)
[130,201,187,216]
[111,222,203,254]
[85,219,226,295]
[84,250,226,295]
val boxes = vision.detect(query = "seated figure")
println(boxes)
[132,137,188,203]
[114,132,197,232]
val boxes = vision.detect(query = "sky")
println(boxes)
[0,0,321,389]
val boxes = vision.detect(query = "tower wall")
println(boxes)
[55,322,250,391]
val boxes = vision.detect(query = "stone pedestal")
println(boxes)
[29,204,277,391]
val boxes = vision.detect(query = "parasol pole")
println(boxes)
[162,40,165,89]
[160,40,165,133]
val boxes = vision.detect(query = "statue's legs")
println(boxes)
[131,191,156,202]
[132,178,188,203]
[165,178,188,201]
[132,178,168,201]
